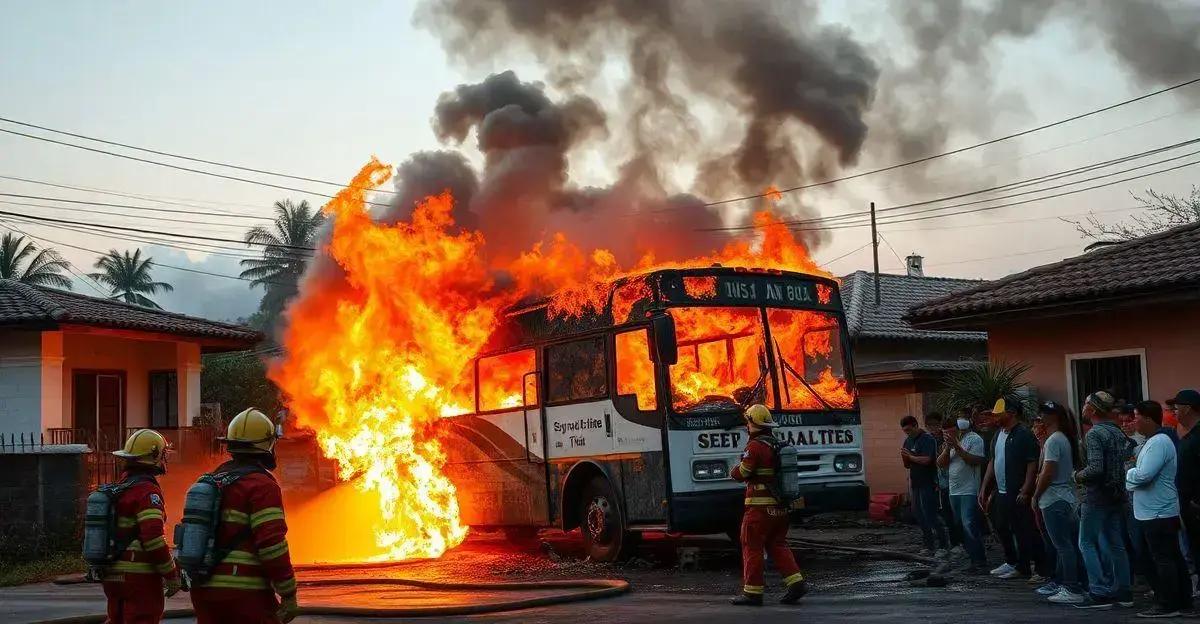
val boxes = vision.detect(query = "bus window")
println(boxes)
[767,309,855,410]
[667,307,772,413]
[615,329,656,411]
[478,349,538,411]
[546,337,608,404]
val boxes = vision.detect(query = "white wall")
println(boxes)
[0,330,43,437]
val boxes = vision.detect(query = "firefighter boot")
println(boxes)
[730,592,764,606]
[780,579,809,605]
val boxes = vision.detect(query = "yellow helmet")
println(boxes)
[220,408,279,454]
[112,429,170,468]
[745,404,778,429]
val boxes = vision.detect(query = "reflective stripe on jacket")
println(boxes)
[105,473,179,580]
[730,434,781,507]
[197,460,296,597]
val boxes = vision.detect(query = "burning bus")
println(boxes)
[443,266,865,561]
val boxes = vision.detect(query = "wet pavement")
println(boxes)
[0,518,1160,623]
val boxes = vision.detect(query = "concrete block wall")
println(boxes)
[0,447,89,560]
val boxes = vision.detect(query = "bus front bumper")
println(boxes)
[671,481,870,533]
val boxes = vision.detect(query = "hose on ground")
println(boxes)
[35,573,630,623]
[787,536,938,565]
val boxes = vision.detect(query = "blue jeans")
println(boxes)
[950,494,987,564]
[1079,502,1132,598]
[1042,500,1084,593]
[911,485,949,551]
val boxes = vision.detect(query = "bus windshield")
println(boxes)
[766,309,855,410]
[667,306,855,414]
[668,307,773,413]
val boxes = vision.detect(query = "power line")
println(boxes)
[0,207,317,251]
[876,231,904,266]
[702,75,1200,207]
[701,151,1200,235]
[0,218,110,296]
[704,137,1200,232]
[2,214,278,260]
[0,127,393,209]
[0,199,264,231]
[0,192,272,222]
[820,242,872,265]
[0,116,396,194]
[5,221,295,287]
[0,174,276,213]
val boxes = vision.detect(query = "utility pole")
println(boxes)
[870,201,880,306]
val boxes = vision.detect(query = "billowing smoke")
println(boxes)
[355,0,1200,303]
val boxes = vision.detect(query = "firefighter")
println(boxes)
[104,429,182,624]
[729,404,808,606]
[190,408,299,624]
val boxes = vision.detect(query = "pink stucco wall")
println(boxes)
[986,301,1200,411]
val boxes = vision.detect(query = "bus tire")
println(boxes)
[579,476,628,562]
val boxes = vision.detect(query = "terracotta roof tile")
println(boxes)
[907,221,1200,324]
[0,279,261,344]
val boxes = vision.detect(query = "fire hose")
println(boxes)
[37,566,631,624]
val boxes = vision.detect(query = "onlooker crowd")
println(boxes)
[899,387,1200,618]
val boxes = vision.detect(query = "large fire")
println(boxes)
[274,159,852,562]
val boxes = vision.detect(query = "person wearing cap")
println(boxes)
[1125,400,1191,617]
[1168,389,1200,597]
[901,414,950,558]
[978,398,1043,581]
[1073,390,1134,609]
[728,404,807,607]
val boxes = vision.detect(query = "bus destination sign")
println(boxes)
[666,273,839,310]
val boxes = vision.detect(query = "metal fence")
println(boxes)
[42,426,222,486]
[0,432,52,453]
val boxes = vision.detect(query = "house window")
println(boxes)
[149,371,179,428]
[1067,349,1147,413]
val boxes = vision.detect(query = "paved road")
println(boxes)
[0,525,1158,623]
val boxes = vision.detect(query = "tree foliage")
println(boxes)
[239,199,325,329]
[933,360,1032,417]
[200,352,282,421]
[1067,186,1200,245]
[0,233,72,289]
[88,249,173,308]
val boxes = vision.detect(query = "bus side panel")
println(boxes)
[617,452,667,523]
[442,412,550,527]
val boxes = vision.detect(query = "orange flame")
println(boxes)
[276,159,848,562]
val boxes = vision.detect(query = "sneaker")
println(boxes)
[1028,573,1050,584]
[1118,591,1137,608]
[1136,606,1181,618]
[991,563,1017,577]
[1049,589,1087,605]
[998,568,1026,580]
[1036,582,1061,596]
[1074,594,1116,610]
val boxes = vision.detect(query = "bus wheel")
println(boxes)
[579,476,627,562]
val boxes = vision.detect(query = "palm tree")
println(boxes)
[0,232,72,289]
[238,200,325,326]
[933,360,1032,418]
[88,249,173,309]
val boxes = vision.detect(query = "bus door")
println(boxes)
[522,370,545,463]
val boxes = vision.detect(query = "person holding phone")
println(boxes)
[902,414,949,557]
[939,410,988,572]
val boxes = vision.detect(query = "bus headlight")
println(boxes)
[692,459,728,481]
[833,454,862,473]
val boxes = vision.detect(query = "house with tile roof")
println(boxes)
[907,221,1200,416]
[841,260,987,494]
[0,279,260,450]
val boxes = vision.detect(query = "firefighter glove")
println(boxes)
[163,576,182,597]
[277,593,300,623]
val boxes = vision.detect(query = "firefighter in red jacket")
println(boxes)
[729,404,808,606]
[190,408,299,624]
[104,429,182,623]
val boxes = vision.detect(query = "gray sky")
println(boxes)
[1,1,1197,320]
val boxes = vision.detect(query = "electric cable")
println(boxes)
[700,75,1200,206]
[0,192,273,221]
